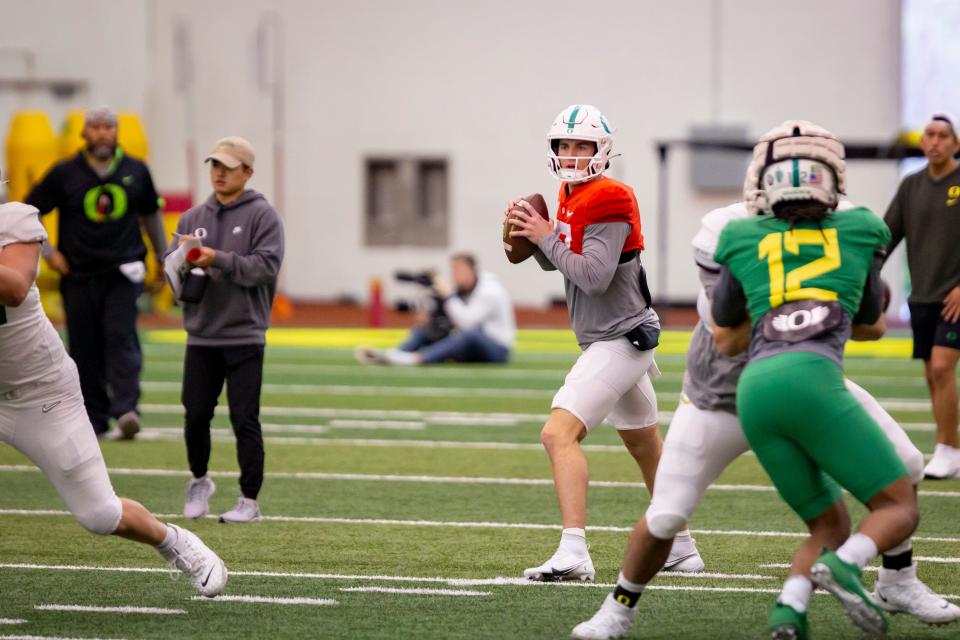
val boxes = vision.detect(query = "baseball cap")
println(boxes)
[930,113,957,138]
[204,136,255,169]
[84,105,117,127]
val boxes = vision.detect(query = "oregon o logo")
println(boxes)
[947,331,959,343]
[83,184,128,222]
[948,185,960,199]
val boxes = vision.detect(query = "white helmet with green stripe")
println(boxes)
[546,104,615,183]
[744,119,846,214]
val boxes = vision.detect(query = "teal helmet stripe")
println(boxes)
[567,105,581,133]
[599,114,611,134]
[792,158,800,187]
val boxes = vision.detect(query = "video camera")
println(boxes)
[394,269,453,342]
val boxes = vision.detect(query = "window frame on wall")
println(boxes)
[364,155,449,247]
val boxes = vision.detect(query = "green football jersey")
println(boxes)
[714,207,890,325]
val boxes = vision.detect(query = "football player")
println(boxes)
[0,198,226,597]
[572,122,956,640]
[506,105,702,582]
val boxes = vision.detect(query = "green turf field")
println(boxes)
[0,329,957,639]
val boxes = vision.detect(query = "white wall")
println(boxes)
[0,0,148,138]
[3,0,903,307]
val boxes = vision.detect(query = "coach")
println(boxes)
[26,106,167,439]
[885,113,960,479]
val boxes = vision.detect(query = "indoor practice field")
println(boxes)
[0,328,957,640]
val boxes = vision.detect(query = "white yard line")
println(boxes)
[0,621,26,626]
[144,360,932,387]
[340,587,490,597]
[3,465,957,498]
[191,595,337,606]
[34,605,184,615]
[6,562,958,599]
[0,636,127,640]
[0,563,768,583]
[142,381,938,411]
[2,511,958,542]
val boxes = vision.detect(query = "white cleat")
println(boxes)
[219,496,262,524]
[923,444,960,480]
[524,550,595,582]
[872,565,960,625]
[571,594,636,640]
[662,535,705,573]
[183,476,215,519]
[159,524,227,597]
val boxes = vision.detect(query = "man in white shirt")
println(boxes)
[357,253,516,365]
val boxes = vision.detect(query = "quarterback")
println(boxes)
[572,122,957,640]
[506,105,702,582]
[0,200,226,596]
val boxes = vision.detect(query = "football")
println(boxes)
[503,193,549,264]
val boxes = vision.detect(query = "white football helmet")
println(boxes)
[547,104,615,183]
[743,120,846,214]
[760,157,839,211]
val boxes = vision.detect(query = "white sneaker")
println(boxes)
[354,346,389,365]
[524,549,595,582]
[872,565,960,625]
[158,524,227,597]
[183,476,215,519]
[662,534,705,573]
[923,444,960,479]
[571,594,636,640]
[219,496,262,524]
[116,411,141,440]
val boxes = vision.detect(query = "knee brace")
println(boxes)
[74,495,123,536]
[646,511,687,541]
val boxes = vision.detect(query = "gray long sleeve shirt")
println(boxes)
[535,221,658,348]
[166,190,285,346]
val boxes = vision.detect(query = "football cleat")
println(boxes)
[524,550,595,582]
[158,524,227,597]
[662,535,705,573]
[811,551,888,637]
[923,444,960,480]
[872,565,960,625]
[769,602,808,640]
[116,411,141,440]
[183,476,215,519]
[571,594,636,640]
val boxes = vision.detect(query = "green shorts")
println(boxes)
[737,351,907,521]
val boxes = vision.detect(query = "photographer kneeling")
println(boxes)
[356,254,515,365]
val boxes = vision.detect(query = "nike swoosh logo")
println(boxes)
[201,565,215,587]
[41,401,62,413]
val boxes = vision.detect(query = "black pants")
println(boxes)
[60,271,143,435]
[183,344,265,499]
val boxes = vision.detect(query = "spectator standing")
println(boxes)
[166,137,284,523]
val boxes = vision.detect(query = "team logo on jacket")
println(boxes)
[232,226,243,235]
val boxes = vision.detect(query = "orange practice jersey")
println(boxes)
[555,176,644,255]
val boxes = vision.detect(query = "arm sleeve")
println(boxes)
[853,251,886,324]
[883,185,905,257]
[24,166,61,215]
[138,167,162,216]
[141,211,168,257]
[210,207,285,287]
[536,222,628,296]
[711,266,749,327]
[532,248,557,271]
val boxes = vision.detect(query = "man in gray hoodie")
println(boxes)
[164,137,284,524]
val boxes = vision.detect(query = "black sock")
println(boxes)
[882,548,913,570]
[612,584,642,608]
